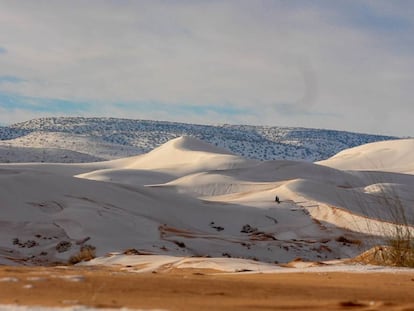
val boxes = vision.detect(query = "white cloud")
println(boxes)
[0,0,413,135]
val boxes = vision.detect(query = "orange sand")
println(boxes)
[0,266,413,310]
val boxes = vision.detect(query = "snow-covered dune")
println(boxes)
[0,145,102,163]
[122,136,255,173]
[318,138,414,174]
[0,131,142,162]
[161,160,365,196]
[77,136,256,185]
[0,166,346,265]
[0,136,412,267]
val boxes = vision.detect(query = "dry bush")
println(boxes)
[355,243,414,268]
[68,244,96,265]
[351,180,413,267]
[386,226,414,267]
[377,188,413,267]
[333,169,414,268]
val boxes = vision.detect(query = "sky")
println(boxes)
[0,0,413,136]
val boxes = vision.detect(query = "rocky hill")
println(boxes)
[0,117,397,163]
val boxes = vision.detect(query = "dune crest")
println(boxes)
[318,138,414,174]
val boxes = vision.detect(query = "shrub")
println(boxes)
[386,226,414,267]
[376,186,413,267]
[351,180,414,267]
[68,244,96,265]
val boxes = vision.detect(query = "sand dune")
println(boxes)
[77,136,256,185]
[118,136,254,174]
[0,136,413,268]
[318,138,414,174]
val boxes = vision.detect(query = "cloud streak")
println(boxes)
[0,1,413,135]
[0,92,91,113]
[0,75,24,84]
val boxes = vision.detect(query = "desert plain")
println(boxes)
[0,265,414,311]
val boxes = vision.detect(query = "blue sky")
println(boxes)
[0,1,413,136]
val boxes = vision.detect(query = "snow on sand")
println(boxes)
[0,136,413,270]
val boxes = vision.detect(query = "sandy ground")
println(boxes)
[0,266,413,310]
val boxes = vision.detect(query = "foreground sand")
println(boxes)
[0,266,413,310]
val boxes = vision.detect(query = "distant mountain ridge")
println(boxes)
[0,117,397,163]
